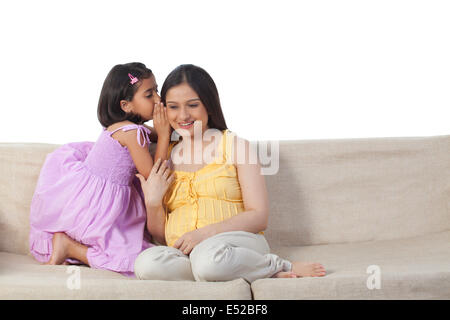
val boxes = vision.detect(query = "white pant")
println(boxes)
[134,231,292,283]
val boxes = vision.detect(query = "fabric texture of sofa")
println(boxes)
[0,134,449,299]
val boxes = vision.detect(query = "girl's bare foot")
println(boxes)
[291,261,326,277]
[44,232,70,265]
[272,271,298,278]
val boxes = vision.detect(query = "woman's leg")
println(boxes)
[134,246,195,281]
[44,232,89,266]
[189,231,293,282]
[189,231,326,282]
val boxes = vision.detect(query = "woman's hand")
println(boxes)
[173,226,216,255]
[153,102,172,140]
[136,158,174,207]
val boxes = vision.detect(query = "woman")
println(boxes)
[134,64,326,282]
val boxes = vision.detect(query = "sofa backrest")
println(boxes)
[263,135,450,246]
[0,135,449,255]
[0,143,60,255]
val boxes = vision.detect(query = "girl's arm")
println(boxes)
[152,102,172,163]
[144,202,166,245]
[122,129,154,179]
[154,134,171,164]
[143,124,158,143]
[136,159,174,245]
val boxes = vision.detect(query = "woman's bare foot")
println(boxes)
[272,271,298,278]
[44,232,71,265]
[291,261,326,277]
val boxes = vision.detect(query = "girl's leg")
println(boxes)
[29,230,54,264]
[44,232,89,266]
[134,246,195,281]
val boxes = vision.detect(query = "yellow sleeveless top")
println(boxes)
[163,129,262,247]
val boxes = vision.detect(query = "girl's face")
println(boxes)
[165,82,209,138]
[122,76,160,121]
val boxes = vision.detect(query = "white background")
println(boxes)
[1,0,449,144]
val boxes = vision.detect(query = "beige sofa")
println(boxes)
[1,134,449,299]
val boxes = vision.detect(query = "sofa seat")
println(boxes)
[252,230,450,299]
[0,252,251,300]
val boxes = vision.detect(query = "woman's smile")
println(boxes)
[178,121,195,129]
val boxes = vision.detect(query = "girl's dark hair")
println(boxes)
[160,64,228,131]
[97,62,153,128]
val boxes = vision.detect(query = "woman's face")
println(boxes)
[165,82,209,138]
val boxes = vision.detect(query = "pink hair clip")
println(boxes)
[128,73,139,85]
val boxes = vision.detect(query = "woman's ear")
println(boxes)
[120,100,133,113]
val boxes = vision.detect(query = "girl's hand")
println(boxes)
[153,102,172,140]
[173,226,216,255]
[136,158,174,207]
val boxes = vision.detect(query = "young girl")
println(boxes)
[29,62,172,277]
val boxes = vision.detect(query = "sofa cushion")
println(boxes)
[0,252,251,300]
[252,231,450,299]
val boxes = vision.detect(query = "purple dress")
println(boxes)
[29,124,154,277]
